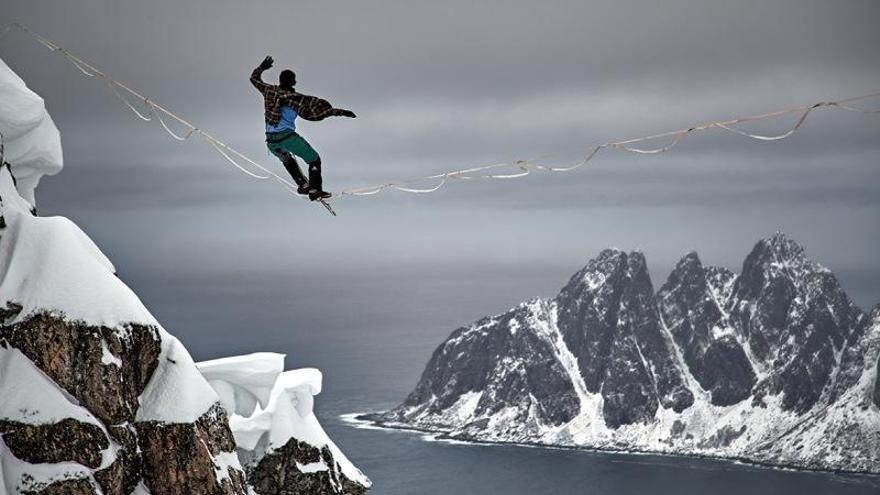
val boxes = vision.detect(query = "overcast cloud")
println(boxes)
[2,0,879,324]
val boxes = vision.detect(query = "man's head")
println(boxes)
[279,69,297,89]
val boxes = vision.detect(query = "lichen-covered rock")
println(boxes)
[95,425,142,495]
[0,312,161,426]
[21,478,98,495]
[0,418,108,469]
[248,439,366,495]
[0,312,248,495]
[136,404,245,495]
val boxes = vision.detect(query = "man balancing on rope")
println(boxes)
[250,56,355,201]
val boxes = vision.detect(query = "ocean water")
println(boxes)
[323,415,880,495]
[128,267,880,495]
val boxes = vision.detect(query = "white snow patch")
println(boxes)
[508,318,520,335]
[197,352,284,417]
[136,332,219,423]
[446,391,484,424]
[101,339,122,367]
[582,271,607,290]
[0,345,100,426]
[0,167,157,329]
[132,481,152,495]
[198,354,371,488]
[212,450,243,485]
[296,460,329,474]
[1,436,96,494]
[0,57,63,207]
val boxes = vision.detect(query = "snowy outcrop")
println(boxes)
[0,57,367,494]
[198,353,371,495]
[368,234,880,474]
[0,57,62,207]
[0,58,246,493]
[0,153,246,494]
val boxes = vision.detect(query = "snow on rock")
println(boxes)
[198,353,371,492]
[197,352,285,417]
[0,166,156,329]
[374,235,880,474]
[0,59,253,494]
[0,346,100,426]
[0,58,368,493]
[0,436,97,494]
[0,57,62,207]
[136,332,220,423]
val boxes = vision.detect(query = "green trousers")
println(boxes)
[265,130,320,164]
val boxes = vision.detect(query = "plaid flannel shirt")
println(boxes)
[250,67,340,124]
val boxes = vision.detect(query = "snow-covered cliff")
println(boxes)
[368,235,880,474]
[0,57,368,494]
[197,353,370,494]
[0,57,62,208]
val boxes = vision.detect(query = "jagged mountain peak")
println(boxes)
[562,249,650,297]
[375,236,880,474]
[664,252,704,289]
[677,250,702,266]
[740,232,826,281]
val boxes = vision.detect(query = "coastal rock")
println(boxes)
[376,234,880,474]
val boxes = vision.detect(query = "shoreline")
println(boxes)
[340,412,880,480]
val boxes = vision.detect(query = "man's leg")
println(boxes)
[275,132,329,200]
[307,158,322,192]
[270,147,308,187]
[283,133,325,194]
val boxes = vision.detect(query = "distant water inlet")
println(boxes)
[332,413,880,495]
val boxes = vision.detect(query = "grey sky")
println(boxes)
[2,0,879,324]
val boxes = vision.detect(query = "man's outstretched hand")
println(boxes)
[258,56,274,70]
[339,109,357,118]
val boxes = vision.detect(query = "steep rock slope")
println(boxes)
[198,353,371,495]
[0,57,368,494]
[0,148,246,494]
[383,300,581,441]
[370,236,880,473]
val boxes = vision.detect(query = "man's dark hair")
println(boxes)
[279,69,296,88]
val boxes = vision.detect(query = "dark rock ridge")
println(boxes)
[0,293,368,495]
[0,309,162,425]
[657,253,755,406]
[373,234,880,473]
[136,405,247,495]
[393,300,580,436]
[556,250,693,428]
[248,439,367,495]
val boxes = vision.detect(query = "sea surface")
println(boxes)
[128,267,880,495]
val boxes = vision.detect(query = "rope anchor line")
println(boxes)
[1,22,878,204]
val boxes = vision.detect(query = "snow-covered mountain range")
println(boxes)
[367,236,880,474]
[0,57,369,494]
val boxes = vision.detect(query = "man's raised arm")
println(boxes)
[250,56,274,93]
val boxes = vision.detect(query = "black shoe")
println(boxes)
[296,184,310,195]
[308,189,332,201]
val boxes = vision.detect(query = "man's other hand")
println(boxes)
[259,56,274,70]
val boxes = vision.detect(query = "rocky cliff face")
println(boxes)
[0,164,249,494]
[395,300,580,439]
[0,56,368,494]
[0,309,248,495]
[371,234,880,474]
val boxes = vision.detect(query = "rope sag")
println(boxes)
[2,22,878,205]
